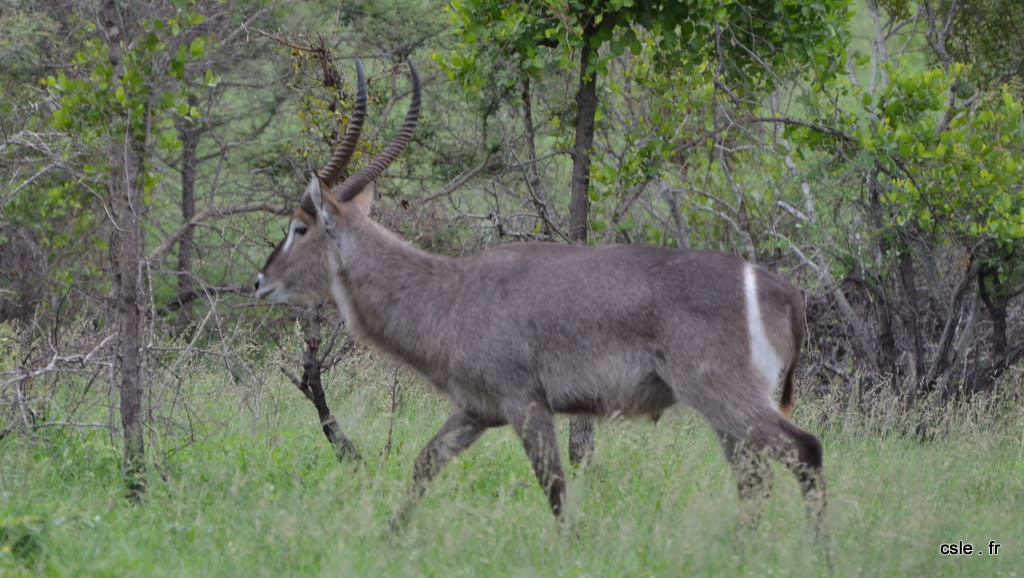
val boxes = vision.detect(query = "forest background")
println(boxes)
[1,0,1022,575]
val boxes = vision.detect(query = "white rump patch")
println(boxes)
[744,263,784,390]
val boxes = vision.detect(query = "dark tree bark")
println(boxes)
[866,167,898,374]
[101,0,147,500]
[897,243,925,385]
[176,94,201,327]
[565,26,603,466]
[112,144,147,501]
[569,30,598,244]
[281,309,361,462]
[979,264,1009,358]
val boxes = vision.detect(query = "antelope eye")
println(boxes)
[293,225,309,236]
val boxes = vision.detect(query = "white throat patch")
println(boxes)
[327,257,358,334]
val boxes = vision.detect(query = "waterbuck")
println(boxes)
[255,60,827,542]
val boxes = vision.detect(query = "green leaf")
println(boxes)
[190,37,206,58]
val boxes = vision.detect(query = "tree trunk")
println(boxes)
[979,265,1008,358]
[569,32,597,244]
[176,94,200,328]
[567,29,600,465]
[112,143,147,501]
[866,167,898,374]
[897,242,925,398]
[102,0,147,500]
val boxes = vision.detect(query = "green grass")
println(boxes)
[1,351,1021,577]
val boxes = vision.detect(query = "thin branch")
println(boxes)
[1,160,65,209]
[750,116,856,144]
[922,257,983,392]
[420,151,493,204]
[507,148,571,243]
[776,199,811,223]
[147,202,286,262]
[244,26,318,53]
[156,285,248,316]
[0,421,112,442]
[279,366,311,399]
[223,5,279,46]
[1,333,116,388]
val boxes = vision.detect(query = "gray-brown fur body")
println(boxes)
[339,229,796,430]
[254,61,827,552]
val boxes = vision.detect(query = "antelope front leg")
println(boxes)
[506,402,567,521]
[388,410,486,533]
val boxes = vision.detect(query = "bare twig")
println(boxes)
[508,148,571,243]
[244,26,318,53]
[147,203,286,262]
[922,257,983,395]
[750,116,856,145]
[384,365,402,457]
[420,151,494,204]
[156,285,248,316]
[1,333,116,388]
[0,421,112,442]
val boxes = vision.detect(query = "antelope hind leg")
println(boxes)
[719,431,775,531]
[568,416,594,466]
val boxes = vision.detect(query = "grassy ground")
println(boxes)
[1,350,1021,577]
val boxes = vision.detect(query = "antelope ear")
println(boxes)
[349,181,376,217]
[304,175,336,234]
[300,174,320,216]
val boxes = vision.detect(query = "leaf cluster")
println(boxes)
[827,63,1024,246]
[441,0,851,91]
[45,10,210,158]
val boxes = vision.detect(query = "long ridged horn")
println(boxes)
[333,59,421,203]
[319,58,368,187]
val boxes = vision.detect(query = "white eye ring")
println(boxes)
[282,221,308,253]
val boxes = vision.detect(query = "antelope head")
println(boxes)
[255,60,421,307]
